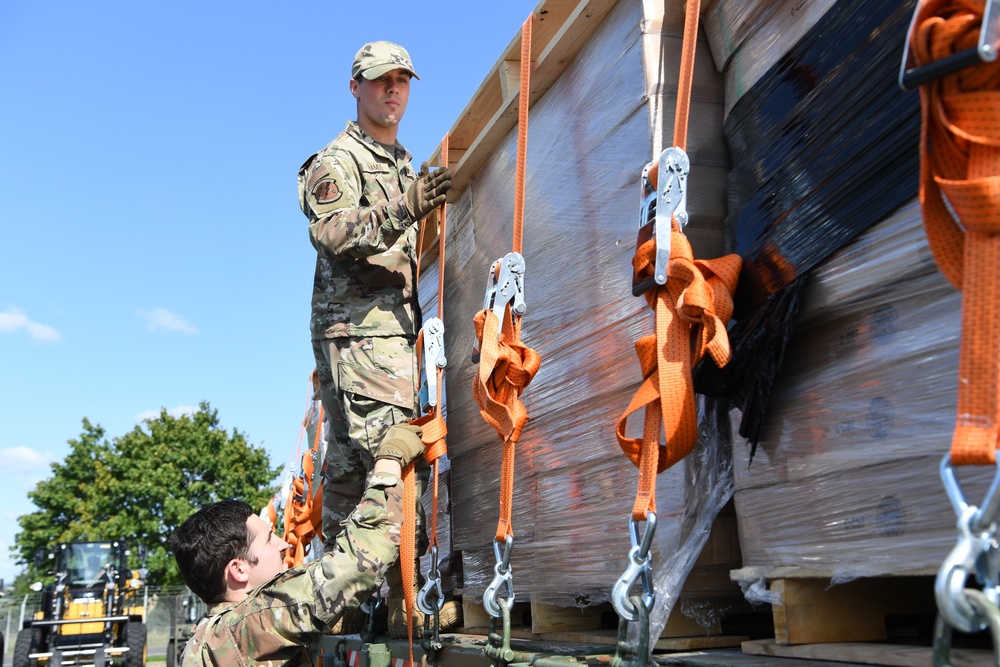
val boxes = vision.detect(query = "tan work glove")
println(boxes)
[375,424,425,468]
[403,162,452,222]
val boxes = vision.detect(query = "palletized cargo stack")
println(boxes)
[417,0,745,643]
[414,0,994,661]
[731,202,993,578]
[699,0,997,661]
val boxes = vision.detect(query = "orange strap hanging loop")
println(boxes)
[615,0,742,522]
[399,133,453,660]
[473,14,540,622]
[617,227,741,520]
[911,0,1000,466]
[282,374,327,568]
[472,13,541,546]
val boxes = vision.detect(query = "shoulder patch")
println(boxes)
[313,178,342,204]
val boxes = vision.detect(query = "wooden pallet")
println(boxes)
[458,597,747,651]
[768,576,935,644]
[730,568,940,644]
[740,638,996,667]
[727,569,998,666]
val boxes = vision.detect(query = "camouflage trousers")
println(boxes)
[313,335,429,556]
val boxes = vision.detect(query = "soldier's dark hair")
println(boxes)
[169,499,259,605]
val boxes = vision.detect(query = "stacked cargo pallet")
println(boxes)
[700,0,998,664]
[410,0,999,664]
[414,0,746,649]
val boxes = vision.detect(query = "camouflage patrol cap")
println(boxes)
[352,41,420,81]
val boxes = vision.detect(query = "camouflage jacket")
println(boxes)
[298,121,421,339]
[181,472,403,667]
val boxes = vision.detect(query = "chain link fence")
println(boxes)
[0,586,193,664]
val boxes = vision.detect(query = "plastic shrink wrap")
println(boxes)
[722,0,920,310]
[697,0,926,456]
[701,0,839,117]
[732,199,992,580]
[420,0,743,635]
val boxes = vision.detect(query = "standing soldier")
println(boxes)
[297,40,459,636]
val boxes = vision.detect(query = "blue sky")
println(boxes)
[0,0,539,586]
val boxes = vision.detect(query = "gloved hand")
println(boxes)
[403,162,452,222]
[375,424,425,468]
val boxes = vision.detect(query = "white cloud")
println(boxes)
[0,446,55,473]
[0,307,60,342]
[0,446,53,505]
[134,405,199,423]
[137,307,199,335]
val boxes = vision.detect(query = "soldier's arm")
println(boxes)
[307,468,404,627]
[299,154,414,260]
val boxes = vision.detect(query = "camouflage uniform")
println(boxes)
[181,471,403,667]
[298,120,428,553]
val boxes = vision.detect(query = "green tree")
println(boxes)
[13,402,278,587]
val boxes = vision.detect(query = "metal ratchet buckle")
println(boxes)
[482,252,526,339]
[612,512,657,622]
[899,0,1000,90]
[935,454,1000,634]
[631,147,689,296]
[483,534,515,618]
[421,318,446,409]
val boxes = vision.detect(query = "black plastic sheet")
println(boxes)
[725,0,920,314]
[705,0,922,445]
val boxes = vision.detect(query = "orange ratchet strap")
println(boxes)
[909,0,1000,466]
[473,15,541,622]
[473,14,541,546]
[615,0,741,522]
[400,133,452,660]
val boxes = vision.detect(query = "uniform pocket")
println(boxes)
[337,361,414,410]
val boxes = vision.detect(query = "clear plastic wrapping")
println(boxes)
[795,199,936,324]
[731,203,991,579]
[701,0,840,116]
[721,0,921,309]
[695,0,923,458]
[427,0,741,628]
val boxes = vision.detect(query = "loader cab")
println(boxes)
[57,541,127,588]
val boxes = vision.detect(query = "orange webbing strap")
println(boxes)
[283,397,325,567]
[400,133,453,660]
[673,0,700,156]
[616,227,741,519]
[911,0,1000,466]
[473,303,541,541]
[615,0,742,521]
[512,15,531,257]
[263,497,278,528]
[472,14,542,544]
[415,130,452,549]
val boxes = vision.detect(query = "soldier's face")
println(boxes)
[244,514,291,587]
[352,69,411,132]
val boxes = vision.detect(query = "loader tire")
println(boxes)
[124,621,146,667]
[13,628,37,667]
[166,639,176,667]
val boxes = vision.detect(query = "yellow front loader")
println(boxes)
[13,541,146,667]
